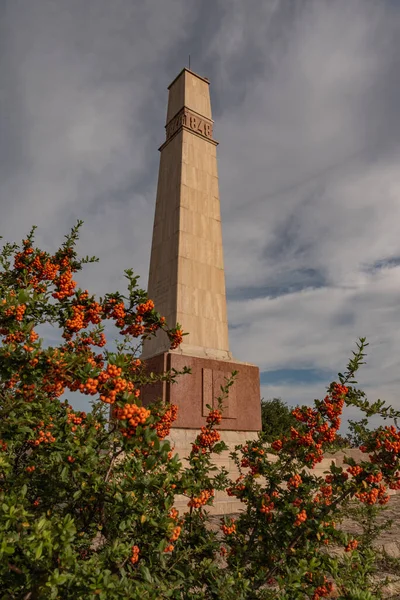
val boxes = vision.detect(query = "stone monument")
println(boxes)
[141,68,261,514]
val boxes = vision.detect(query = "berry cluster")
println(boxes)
[311,581,334,600]
[294,509,307,527]
[365,472,383,484]
[136,300,154,315]
[15,383,36,403]
[29,430,56,446]
[13,242,74,295]
[287,474,302,489]
[104,296,171,343]
[169,328,183,350]
[188,489,214,508]
[169,508,179,521]
[63,298,103,340]
[197,427,220,449]
[347,465,363,477]
[206,409,222,425]
[169,525,181,542]
[154,404,178,439]
[3,303,27,322]
[260,494,275,516]
[66,410,86,433]
[103,299,126,326]
[130,545,140,565]
[221,520,236,535]
[114,404,151,438]
[361,426,400,490]
[345,539,358,552]
[279,383,349,468]
[53,270,76,300]
[355,485,389,505]
[16,304,26,321]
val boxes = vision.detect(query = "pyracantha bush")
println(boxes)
[1,223,400,599]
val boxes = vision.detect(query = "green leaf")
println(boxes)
[37,517,47,531]
[145,456,156,470]
[35,542,43,559]
[141,566,153,583]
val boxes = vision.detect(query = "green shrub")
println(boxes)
[1,223,400,599]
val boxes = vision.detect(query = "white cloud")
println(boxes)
[213,0,400,409]
[230,261,400,371]
[0,0,196,279]
[217,0,400,288]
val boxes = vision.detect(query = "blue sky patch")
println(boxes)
[260,368,335,386]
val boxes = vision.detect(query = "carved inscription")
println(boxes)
[202,368,237,419]
[166,108,213,141]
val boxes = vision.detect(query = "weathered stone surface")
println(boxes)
[142,68,230,361]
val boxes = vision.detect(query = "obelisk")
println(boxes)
[142,69,261,513]
[142,68,230,361]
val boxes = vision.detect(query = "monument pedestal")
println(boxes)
[141,352,261,431]
[141,351,261,515]
[169,429,258,515]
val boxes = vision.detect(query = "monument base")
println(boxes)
[169,428,258,515]
[140,351,261,515]
[141,351,262,431]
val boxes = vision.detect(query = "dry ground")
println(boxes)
[207,494,400,598]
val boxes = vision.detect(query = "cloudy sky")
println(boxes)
[1,0,400,426]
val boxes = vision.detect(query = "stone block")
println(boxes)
[141,352,261,432]
[168,428,258,515]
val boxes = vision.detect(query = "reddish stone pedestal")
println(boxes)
[140,352,261,431]
[140,351,261,514]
